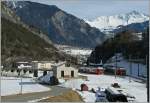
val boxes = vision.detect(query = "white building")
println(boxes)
[52,62,78,78]
[15,62,32,69]
[132,32,143,41]
[32,61,55,70]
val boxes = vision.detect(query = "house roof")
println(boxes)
[52,62,66,67]
[16,62,29,63]
[54,64,77,71]
[32,61,56,63]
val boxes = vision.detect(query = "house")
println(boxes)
[32,61,55,70]
[52,62,78,78]
[14,62,32,69]
[132,32,143,41]
[11,70,18,77]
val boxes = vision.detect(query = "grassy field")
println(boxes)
[39,90,83,102]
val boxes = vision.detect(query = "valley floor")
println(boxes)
[59,73,147,102]
[1,73,147,102]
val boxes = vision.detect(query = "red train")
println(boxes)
[79,66,104,75]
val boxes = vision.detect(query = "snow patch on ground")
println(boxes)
[27,96,50,103]
[59,73,147,102]
[58,79,66,84]
[1,77,50,96]
[60,79,85,90]
[77,91,96,102]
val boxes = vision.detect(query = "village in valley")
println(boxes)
[1,0,149,102]
[1,47,148,102]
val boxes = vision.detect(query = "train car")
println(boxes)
[79,66,104,75]
[104,65,126,76]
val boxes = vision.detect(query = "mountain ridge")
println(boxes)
[4,1,105,48]
[1,2,53,45]
[85,10,149,31]
[1,2,77,66]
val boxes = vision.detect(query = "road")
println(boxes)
[1,86,71,102]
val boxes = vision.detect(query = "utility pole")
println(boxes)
[20,69,23,94]
[94,51,96,64]
[20,74,22,94]
[115,54,117,79]
[129,55,132,82]
[146,55,149,102]
[137,54,140,77]
[137,62,140,77]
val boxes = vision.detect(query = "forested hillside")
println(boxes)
[88,29,149,64]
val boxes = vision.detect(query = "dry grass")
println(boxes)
[39,90,83,102]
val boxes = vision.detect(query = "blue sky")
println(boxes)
[30,0,149,19]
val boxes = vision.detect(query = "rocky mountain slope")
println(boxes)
[2,18,61,66]
[1,2,53,45]
[1,3,76,67]
[4,1,105,48]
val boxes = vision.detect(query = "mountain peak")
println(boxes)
[126,10,146,17]
[129,10,141,15]
[85,11,149,30]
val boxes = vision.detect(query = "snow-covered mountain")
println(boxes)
[85,11,149,32]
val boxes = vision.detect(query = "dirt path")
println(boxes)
[39,90,83,102]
